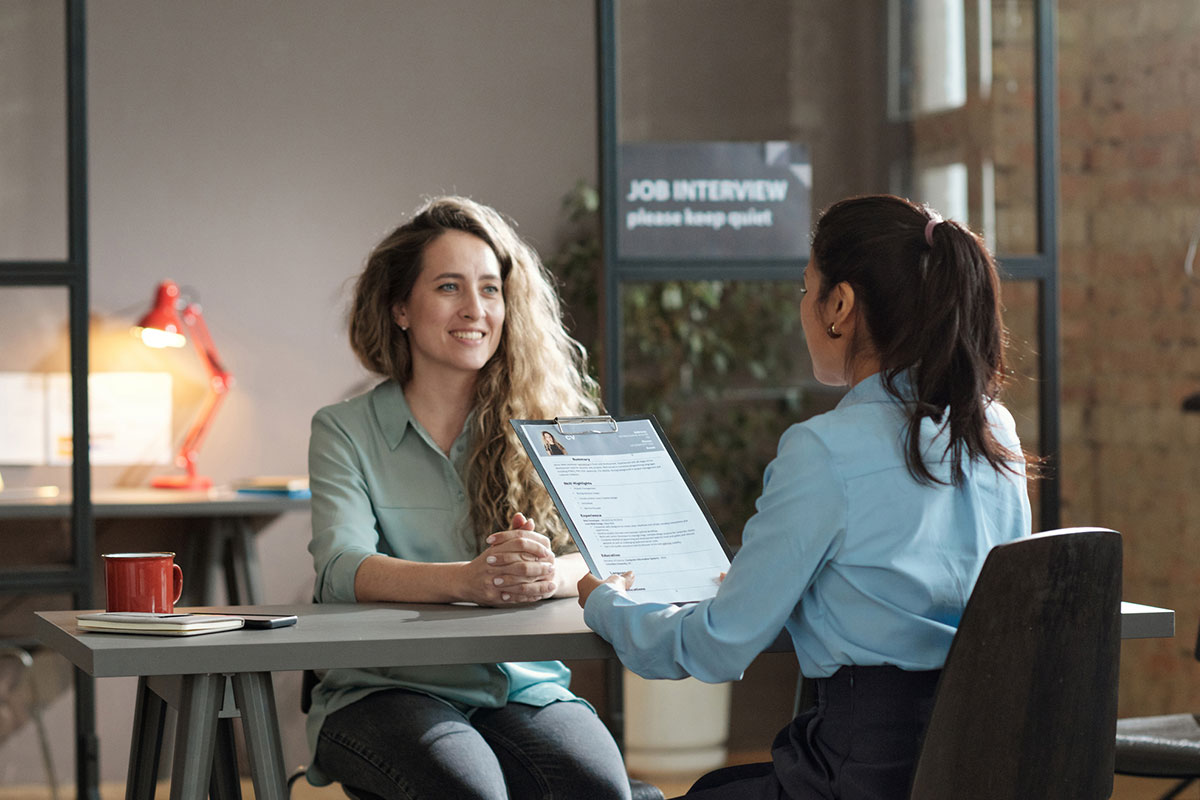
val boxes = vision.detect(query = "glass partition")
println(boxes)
[0,286,77,642]
[0,0,69,261]
[0,286,75,493]
[601,0,1058,530]
[615,0,1038,256]
[999,279,1042,526]
[620,280,826,543]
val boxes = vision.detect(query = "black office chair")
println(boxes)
[1113,619,1200,799]
[288,669,665,800]
[285,672,378,800]
[908,527,1123,799]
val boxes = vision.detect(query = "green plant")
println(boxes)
[550,180,603,376]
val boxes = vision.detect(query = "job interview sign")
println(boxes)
[617,141,812,261]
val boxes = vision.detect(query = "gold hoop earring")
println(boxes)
[827,323,843,339]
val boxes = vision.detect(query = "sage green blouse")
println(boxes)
[304,380,579,784]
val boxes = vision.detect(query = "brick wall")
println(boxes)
[1057,0,1200,714]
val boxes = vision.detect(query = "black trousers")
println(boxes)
[674,665,941,800]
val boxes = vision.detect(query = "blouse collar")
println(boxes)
[836,370,915,411]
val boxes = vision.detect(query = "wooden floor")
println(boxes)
[0,770,1189,799]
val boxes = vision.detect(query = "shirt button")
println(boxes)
[457,491,465,500]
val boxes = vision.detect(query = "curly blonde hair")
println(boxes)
[348,196,600,554]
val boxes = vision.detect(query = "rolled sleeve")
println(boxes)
[308,408,383,602]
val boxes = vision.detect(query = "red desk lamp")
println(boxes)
[132,280,233,489]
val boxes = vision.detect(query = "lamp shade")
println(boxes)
[133,282,187,348]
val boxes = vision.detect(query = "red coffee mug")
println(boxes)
[102,552,184,613]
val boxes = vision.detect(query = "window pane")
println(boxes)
[615,0,1040,255]
[889,0,968,117]
[620,280,840,544]
[617,277,1045,538]
[0,289,76,637]
[0,286,73,493]
[982,0,1038,255]
[916,161,970,223]
[608,0,1047,533]
[999,279,1042,527]
[0,0,68,261]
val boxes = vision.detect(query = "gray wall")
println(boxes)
[1,0,596,784]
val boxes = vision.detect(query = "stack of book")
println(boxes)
[231,475,310,498]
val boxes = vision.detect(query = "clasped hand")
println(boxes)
[461,512,558,606]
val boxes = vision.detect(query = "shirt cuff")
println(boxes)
[582,582,620,639]
[321,549,376,602]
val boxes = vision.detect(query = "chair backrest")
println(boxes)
[909,527,1123,800]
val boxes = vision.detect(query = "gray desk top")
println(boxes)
[34,600,615,677]
[0,487,310,519]
[35,599,1175,679]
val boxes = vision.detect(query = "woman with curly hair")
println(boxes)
[305,196,630,799]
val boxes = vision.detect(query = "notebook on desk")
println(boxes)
[76,612,245,636]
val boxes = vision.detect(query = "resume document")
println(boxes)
[512,417,732,604]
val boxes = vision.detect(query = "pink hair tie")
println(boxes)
[924,215,942,247]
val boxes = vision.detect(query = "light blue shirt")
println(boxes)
[305,381,579,783]
[584,373,1032,682]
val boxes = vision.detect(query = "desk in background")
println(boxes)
[34,599,1175,800]
[2,488,309,800]
[0,487,310,605]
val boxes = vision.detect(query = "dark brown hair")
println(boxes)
[811,194,1025,485]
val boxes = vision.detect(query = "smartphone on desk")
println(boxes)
[236,614,298,629]
[190,618,298,628]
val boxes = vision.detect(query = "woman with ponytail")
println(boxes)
[579,195,1032,799]
[306,196,630,799]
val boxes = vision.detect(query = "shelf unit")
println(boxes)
[0,2,97,799]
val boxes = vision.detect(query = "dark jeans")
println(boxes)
[315,688,632,800]
[673,666,941,800]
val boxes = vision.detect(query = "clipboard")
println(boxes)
[511,415,732,604]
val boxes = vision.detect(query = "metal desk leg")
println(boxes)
[209,717,242,800]
[167,674,223,800]
[125,677,166,800]
[219,519,242,605]
[230,672,286,800]
[181,525,222,606]
[227,518,263,605]
[76,669,100,800]
[186,516,263,606]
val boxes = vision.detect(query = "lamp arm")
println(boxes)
[175,304,233,478]
[181,303,231,385]
[176,389,229,479]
